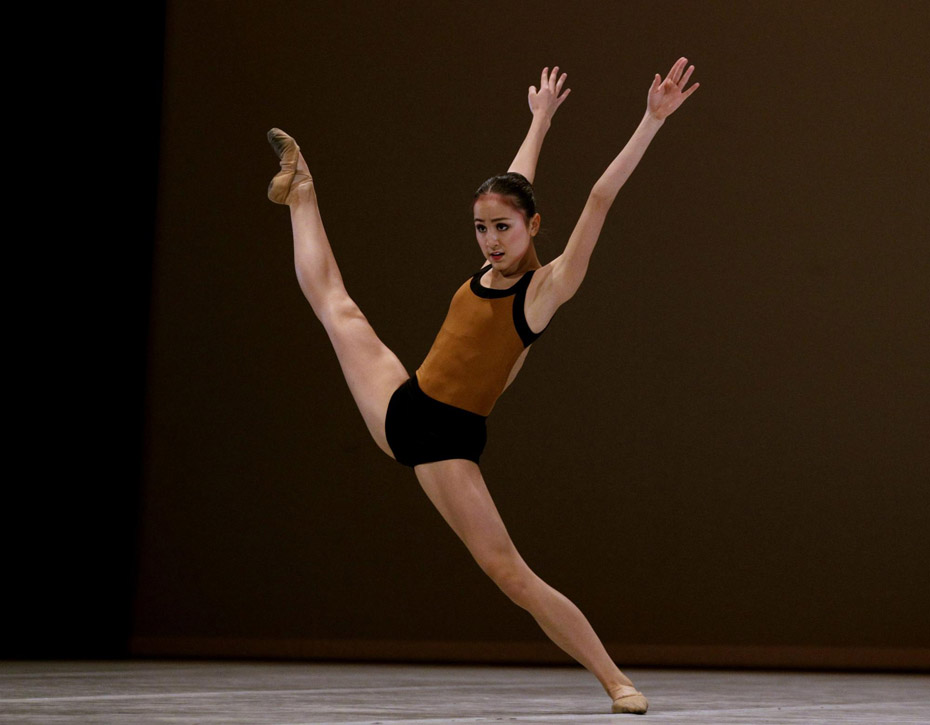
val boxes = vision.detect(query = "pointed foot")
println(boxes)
[611,692,649,715]
[266,128,313,204]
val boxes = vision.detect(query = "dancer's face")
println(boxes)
[473,194,539,272]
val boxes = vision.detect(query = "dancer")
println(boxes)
[267,59,698,715]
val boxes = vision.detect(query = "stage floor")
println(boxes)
[1,661,927,723]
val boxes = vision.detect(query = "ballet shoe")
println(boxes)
[611,692,649,715]
[266,128,312,204]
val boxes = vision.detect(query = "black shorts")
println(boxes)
[385,376,487,467]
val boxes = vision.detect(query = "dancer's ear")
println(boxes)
[529,213,541,237]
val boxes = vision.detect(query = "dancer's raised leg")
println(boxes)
[268,129,408,456]
[414,459,648,714]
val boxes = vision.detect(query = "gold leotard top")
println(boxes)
[416,265,546,416]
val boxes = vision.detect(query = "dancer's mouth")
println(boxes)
[489,251,504,261]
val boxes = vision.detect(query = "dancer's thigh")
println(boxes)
[414,460,524,573]
[320,294,409,456]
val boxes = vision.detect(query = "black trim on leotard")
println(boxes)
[469,265,548,347]
[469,265,519,299]
[512,272,546,346]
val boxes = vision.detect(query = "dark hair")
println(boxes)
[473,172,538,222]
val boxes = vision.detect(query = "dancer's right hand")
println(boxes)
[528,66,571,121]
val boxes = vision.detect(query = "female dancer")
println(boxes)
[267,59,698,715]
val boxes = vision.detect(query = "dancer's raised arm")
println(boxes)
[508,66,571,183]
[539,57,698,309]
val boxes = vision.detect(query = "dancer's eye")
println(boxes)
[496,224,509,231]
[475,224,487,233]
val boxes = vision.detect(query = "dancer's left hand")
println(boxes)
[647,57,699,120]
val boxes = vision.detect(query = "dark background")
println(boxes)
[12,1,929,668]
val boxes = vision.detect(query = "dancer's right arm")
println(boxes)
[508,67,571,184]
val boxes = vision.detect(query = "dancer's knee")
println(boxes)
[295,261,345,311]
[306,288,361,330]
[480,552,537,609]
[324,295,367,329]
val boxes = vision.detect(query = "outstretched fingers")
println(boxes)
[528,65,571,115]
[663,57,698,94]
[542,66,569,95]
[666,56,687,85]
[679,63,695,88]
[677,61,699,99]
[550,66,570,106]
[663,57,699,94]
[647,57,699,119]
[554,71,569,106]
[682,77,700,99]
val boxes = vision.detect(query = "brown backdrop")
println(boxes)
[132,0,930,669]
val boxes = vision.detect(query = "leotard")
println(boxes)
[385,265,547,466]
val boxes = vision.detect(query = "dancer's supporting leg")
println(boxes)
[269,129,408,455]
[415,459,648,713]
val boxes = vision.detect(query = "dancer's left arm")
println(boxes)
[533,58,699,316]
[508,67,571,184]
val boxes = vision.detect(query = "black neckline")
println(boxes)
[469,265,532,299]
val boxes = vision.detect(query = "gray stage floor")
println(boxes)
[1,661,927,724]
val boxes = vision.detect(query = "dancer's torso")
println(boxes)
[416,265,545,416]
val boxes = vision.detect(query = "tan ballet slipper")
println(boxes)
[266,128,312,204]
[611,692,649,714]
